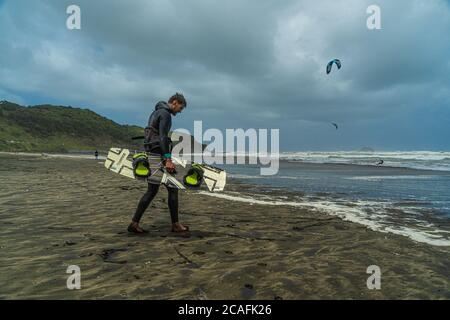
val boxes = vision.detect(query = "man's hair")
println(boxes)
[168,92,187,108]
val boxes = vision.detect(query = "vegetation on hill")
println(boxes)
[0,101,144,153]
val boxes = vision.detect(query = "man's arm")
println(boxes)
[158,111,172,159]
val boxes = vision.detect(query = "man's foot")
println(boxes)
[171,222,189,233]
[127,223,148,234]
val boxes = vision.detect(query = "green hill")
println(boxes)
[0,100,144,153]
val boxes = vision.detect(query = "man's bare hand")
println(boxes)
[165,158,176,173]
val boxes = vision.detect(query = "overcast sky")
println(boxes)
[1,0,449,151]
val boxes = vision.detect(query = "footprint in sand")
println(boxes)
[241,284,255,299]
[79,253,94,258]
[98,248,128,264]
[257,262,267,267]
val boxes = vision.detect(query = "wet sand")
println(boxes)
[0,153,449,299]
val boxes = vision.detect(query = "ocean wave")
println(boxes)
[280,151,450,172]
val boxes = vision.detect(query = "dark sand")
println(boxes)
[0,153,449,299]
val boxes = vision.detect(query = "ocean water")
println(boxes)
[213,151,450,247]
[280,151,450,172]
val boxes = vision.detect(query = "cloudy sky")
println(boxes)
[1,0,449,151]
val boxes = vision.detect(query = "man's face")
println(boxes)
[170,100,185,115]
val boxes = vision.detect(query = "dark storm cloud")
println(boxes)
[0,0,449,150]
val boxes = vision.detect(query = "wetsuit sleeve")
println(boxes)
[158,112,172,159]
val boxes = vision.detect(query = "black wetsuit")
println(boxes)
[143,101,173,158]
[132,101,179,224]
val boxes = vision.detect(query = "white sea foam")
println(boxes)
[200,191,450,247]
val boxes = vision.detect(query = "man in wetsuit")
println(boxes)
[127,93,189,234]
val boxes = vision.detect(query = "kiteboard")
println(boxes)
[104,148,227,192]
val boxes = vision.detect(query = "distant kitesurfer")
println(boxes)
[95,150,99,160]
[128,93,189,234]
[377,159,384,166]
[332,123,338,130]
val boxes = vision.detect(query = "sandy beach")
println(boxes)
[0,153,449,300]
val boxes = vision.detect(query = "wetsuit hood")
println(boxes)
[155,101,173,114]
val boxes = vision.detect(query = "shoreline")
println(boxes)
[1,151,449,243]
[0,151,105,160]
[1,151,450,174]
[198,190,450,248]
[0,153,449,299]
[2,151,450,246]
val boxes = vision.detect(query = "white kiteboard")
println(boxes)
[104,148,227,192]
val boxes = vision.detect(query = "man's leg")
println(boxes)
[167,186,189,232]
[129,183,160,233]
